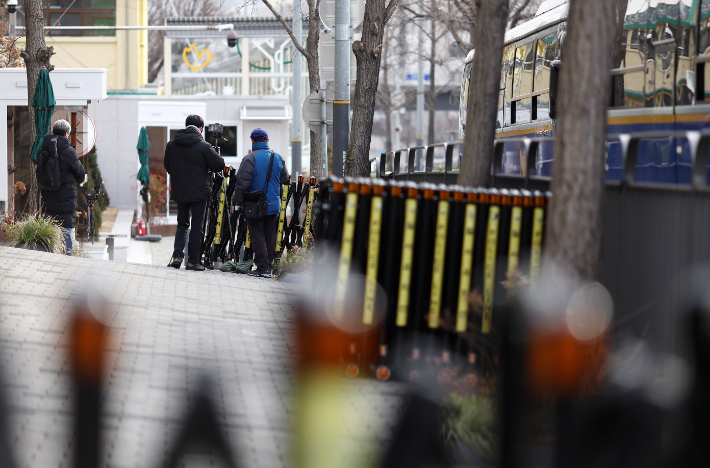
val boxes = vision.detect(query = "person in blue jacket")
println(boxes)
[234,128,289,277]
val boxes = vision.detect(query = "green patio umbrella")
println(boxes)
[136,127,151,185]
[29,68,56,163]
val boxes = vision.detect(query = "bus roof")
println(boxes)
[464,0,568,64]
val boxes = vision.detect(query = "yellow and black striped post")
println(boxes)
[428,186,451,331]
[275,179,290,254]
[213,174,229,246]
[529,191,547,288]
[303,178,316,241]
[482,189,502,334]
[333,181,360,321]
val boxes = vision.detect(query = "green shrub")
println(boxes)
[8,213,66,254]
[81,146,110,240]
[442,394,499,463]
[277,241,314,275]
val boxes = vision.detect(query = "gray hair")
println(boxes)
[53,119,71,135]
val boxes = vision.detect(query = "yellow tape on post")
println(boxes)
[428,200,449,329]
[456,204,477,333]
[245,228,251,249]
[303,188,315,238]
[275,184,289,253]
[529,207,544,288]
[482,206,500,334]
[507,206,523,275]
[334,192,358,320]
[214,177,228,245]
[363,196,383,325]
[396,198,418,327]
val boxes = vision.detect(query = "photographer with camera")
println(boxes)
[36,119,85,254]
[164,115,225,271]
[234,128,289,278]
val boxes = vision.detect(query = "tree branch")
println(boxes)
[262,0,311,60]
[385,0,400,25]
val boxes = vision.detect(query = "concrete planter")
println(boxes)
[83,244,108,260]
[14,243,51,253]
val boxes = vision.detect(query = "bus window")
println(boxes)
[459,61,473,138]
[513,41,535,124]
[697,0,710,102]
[675,7,695,106]
[501,44,515,127]
[533,30,558,120]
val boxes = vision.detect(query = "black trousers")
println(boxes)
[173,199,207,264]
[247,214,279,270]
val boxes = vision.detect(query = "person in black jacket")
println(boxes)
[40,119,85,254]
[164,115,225,271]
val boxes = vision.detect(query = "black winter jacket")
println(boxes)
[163,126,225,202]
[40,135,85,229]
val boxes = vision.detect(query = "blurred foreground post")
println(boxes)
[70,305,108,468]
[545,0,618,282]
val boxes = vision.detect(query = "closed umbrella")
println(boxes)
[136,127,151,185]
[29,68,56,163]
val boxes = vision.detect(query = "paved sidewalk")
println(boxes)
[0,247,403,468]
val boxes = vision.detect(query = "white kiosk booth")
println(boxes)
[1,68,108,216]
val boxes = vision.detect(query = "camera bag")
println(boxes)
[243,150,275,220]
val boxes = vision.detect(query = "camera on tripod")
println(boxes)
[206,123,229,155]
[87,172,102,202]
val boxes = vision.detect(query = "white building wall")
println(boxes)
[89,94,291,210]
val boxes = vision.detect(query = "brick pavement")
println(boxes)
[0,246,404,468]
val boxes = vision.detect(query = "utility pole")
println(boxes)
[333,0,350,177]
[416,25,424,170]
[292,0,303,177]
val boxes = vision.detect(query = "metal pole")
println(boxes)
[321,85,328,175]
[333,0,350,177]
[416,25,424,171]
[9,12,16,41]
[292,0,303,177]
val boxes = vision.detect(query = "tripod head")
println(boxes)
[207,123,229,155]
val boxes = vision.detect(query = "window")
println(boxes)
[512,41,535,125]
[44,0,116,37]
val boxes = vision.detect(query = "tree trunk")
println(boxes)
[305,1,323,179]
[21,0,55,213]
[544,0,618,283]
[427,18,437,145]
[458,0,508,187]
[345,0,399,177]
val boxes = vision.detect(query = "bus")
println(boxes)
[459,0,710,183]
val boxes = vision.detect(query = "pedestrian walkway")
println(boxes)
[0,246,403,468]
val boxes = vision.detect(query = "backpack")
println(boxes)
[36,136,62,191]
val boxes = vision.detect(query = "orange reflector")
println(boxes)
[71,309,107,383]
[410,371,420,382]
[479,191,490,204]
[310,176,317,185]
[332,181,344,193]
[390,185,403,197]
[349,343,356,355]
[223,167,229,174]
[376,366,391,381]
[464,374,478,386]
[347,182,359,193]
[345,364,359,378]
[443,351,450,363]
[373,184,385,196]
[407,187,419,199]
[360,184,372,195]
[379,344,388,357]
[412,348,420,360]
[423,188,435,200]
[469,353,476,364]
[453,191,465,202]
[298,175,304,183]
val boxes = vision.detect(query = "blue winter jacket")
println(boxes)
[234,141,289,216]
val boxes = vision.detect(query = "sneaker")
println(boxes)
[185,262,205,271]
[247,268,272,278]
[168,257,183,269]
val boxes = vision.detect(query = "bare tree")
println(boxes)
[344,0,400,176]
[544,0,618,282]
[148,0,221,84]
[261,0,324,179]
[21,0,55,212]
[458,0,508,187]
[376,26,395,152]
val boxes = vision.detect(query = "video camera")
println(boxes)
[206,123,229,155]
[86,172,102,203]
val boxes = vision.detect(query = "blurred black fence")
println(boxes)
[371,130,710,354]
[314,177,551,381]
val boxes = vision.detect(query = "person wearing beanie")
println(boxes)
[234,128,289,277]
[38,119,85,254]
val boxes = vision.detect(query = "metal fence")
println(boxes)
[372,131,710,353]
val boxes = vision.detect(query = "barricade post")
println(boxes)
[275,178,291,254]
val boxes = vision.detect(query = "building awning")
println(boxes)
[166,17,309,39]
[0,68,107,106]
[240,105,292,121]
